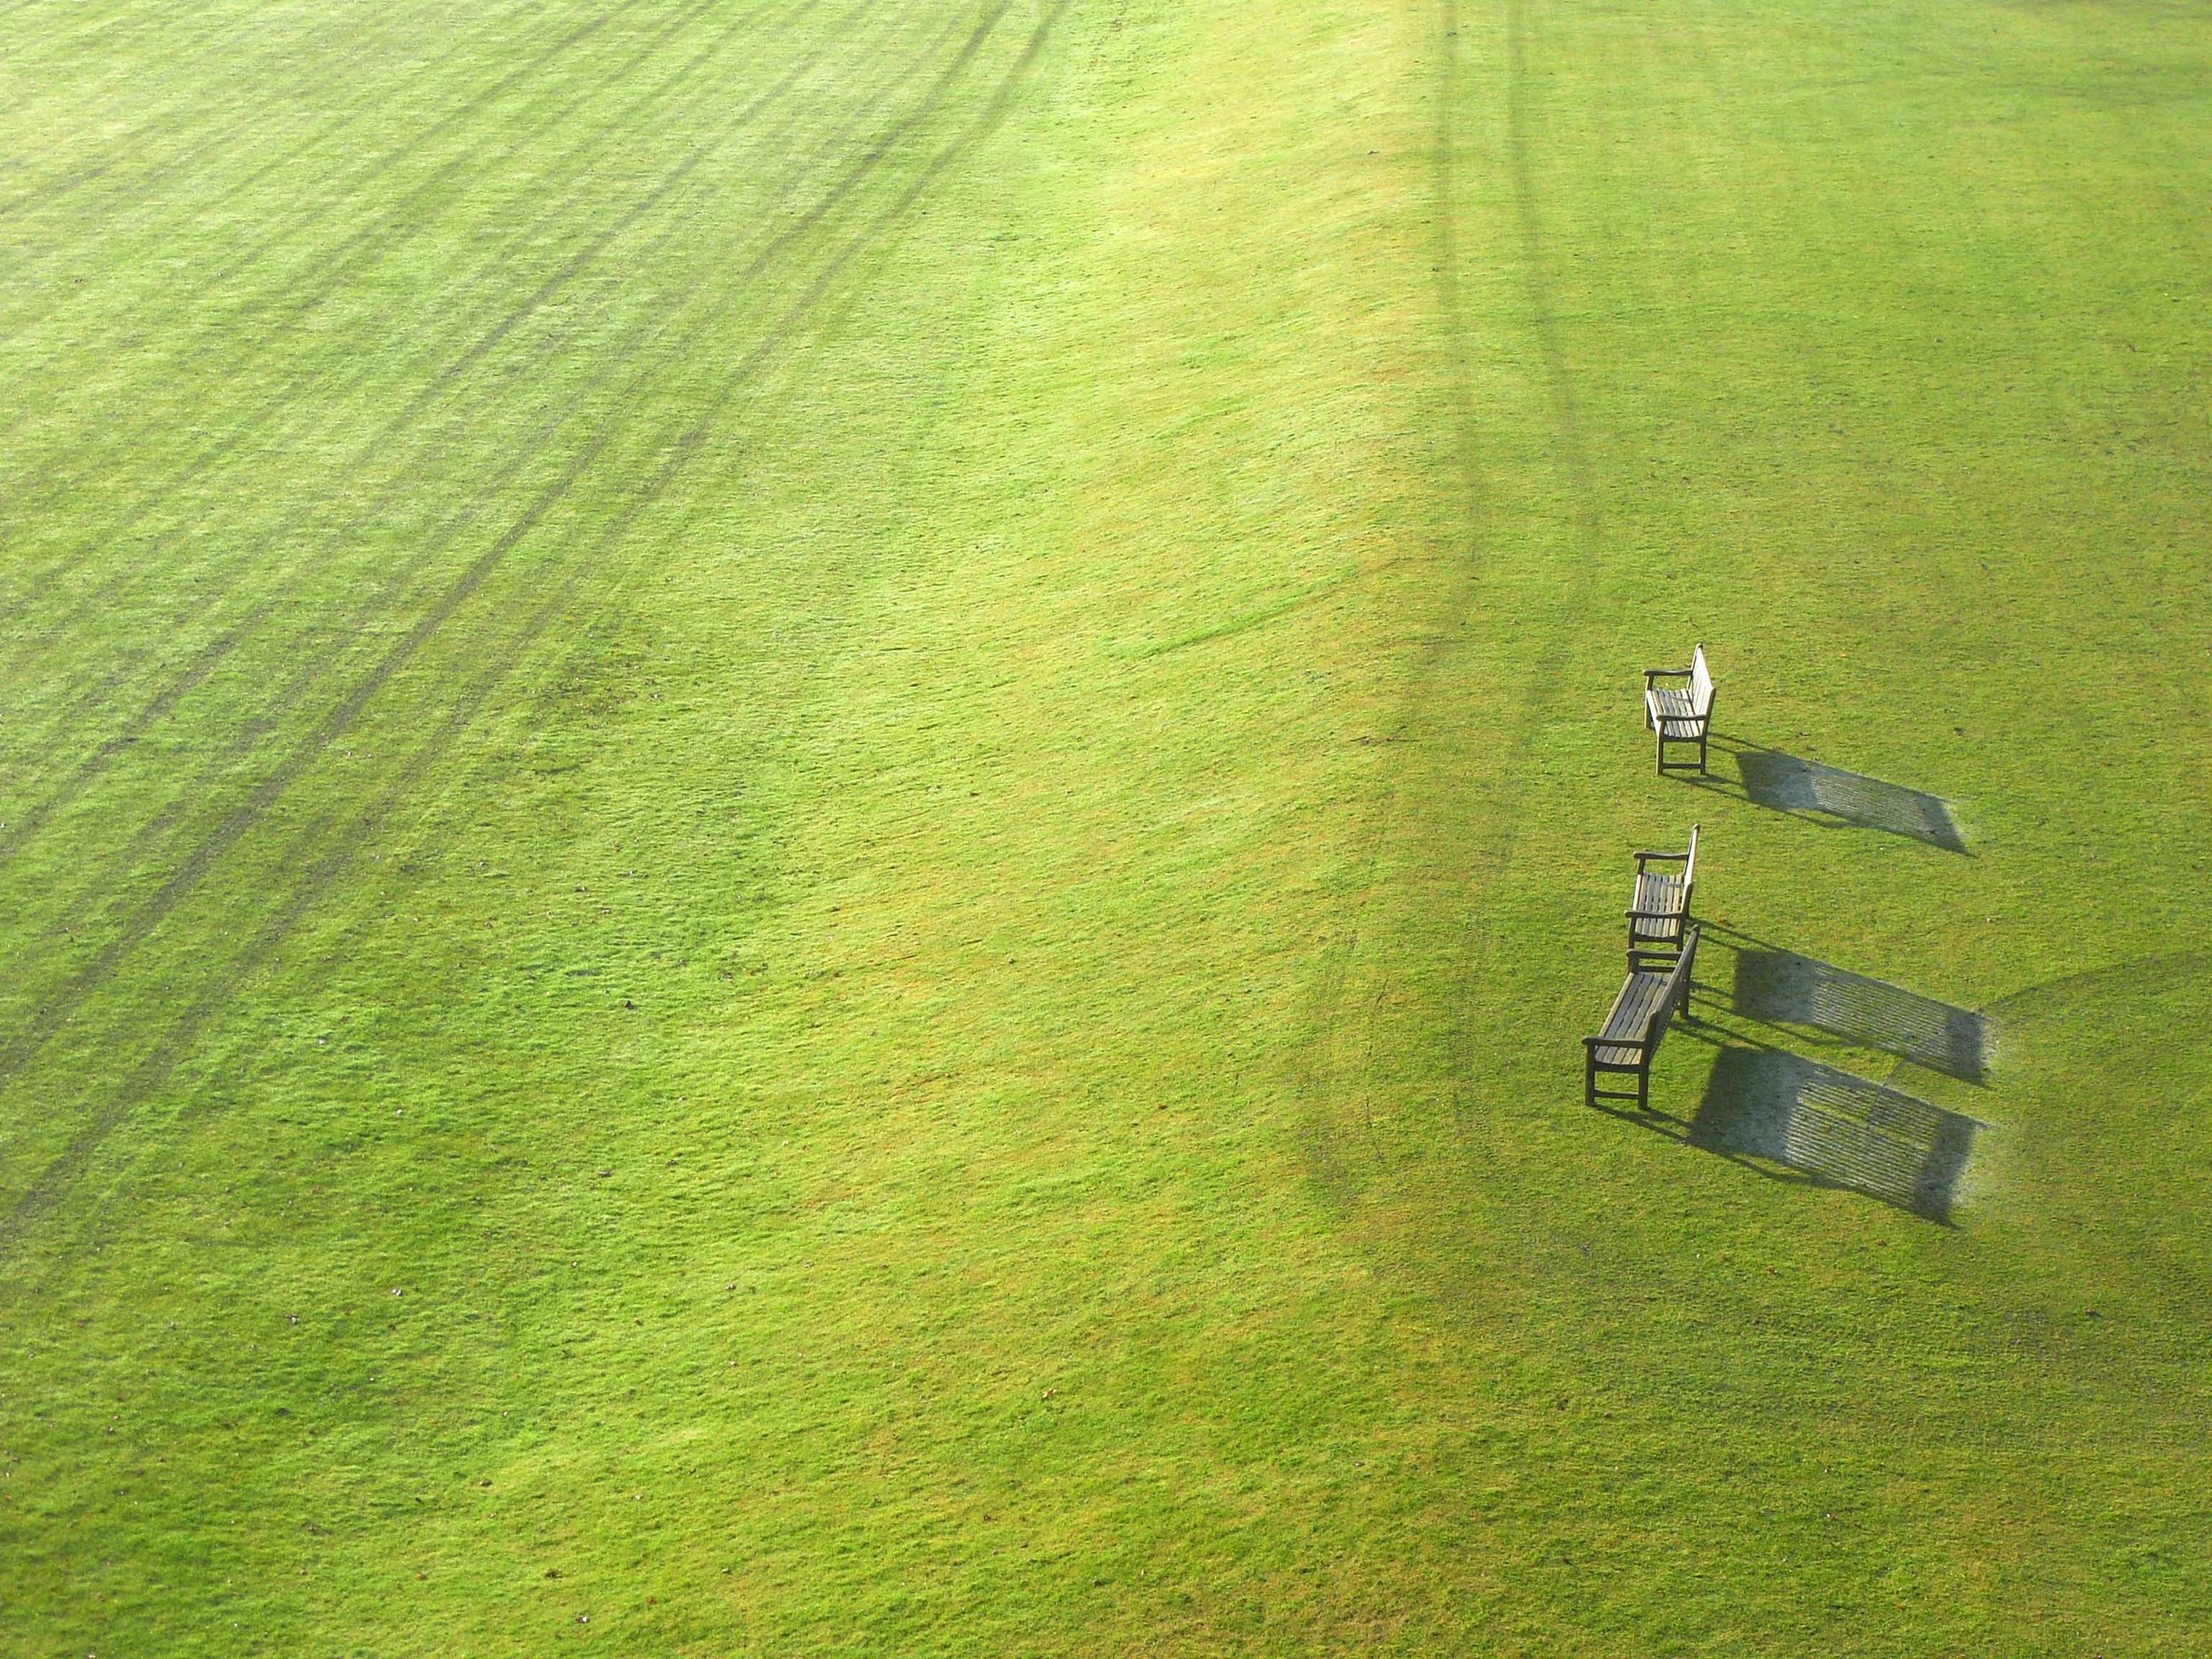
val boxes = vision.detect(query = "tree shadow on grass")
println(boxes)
[1731,942,1991,1082]
[1686,734,1968,853]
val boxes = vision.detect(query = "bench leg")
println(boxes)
[1653,729,1709,777]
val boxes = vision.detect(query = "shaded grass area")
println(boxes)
[2,0,2210,1653]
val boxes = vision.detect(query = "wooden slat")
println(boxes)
[1600,972,1669,1041]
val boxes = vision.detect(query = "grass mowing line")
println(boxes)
[1129,563,1374,658]
[0,0,718,541]
[0,0,1073,1256]
[0,0,959,811]
[0,0,655,270]
[3,0,709,353]
[0,0,652,311]
[0,0,792,641]
[0,0,749,615]
[0,0,863,796]
[0,0,562,234]
[0,0,958,911]
[0,0,726,466]
[4,0,2208,1643]
[0,0,860,705]
[0,0,1026,1104]
[1292,0,1540,1195]
[0,0,972,969]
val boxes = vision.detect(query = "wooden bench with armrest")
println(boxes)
[1627,824,1698,953]
[1643,644,1715,776]
[1584,926,1701,1112]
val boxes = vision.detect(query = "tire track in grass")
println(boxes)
[0,0,956,965]
[0,0,833,721]
[1298,0,1604,1200]
[0,0,721,556]
[1425,0,1612,1126]
[1296,0,1492,1208]
[0,0,1072,1256]
[0,0,726,625]
[0,1,1020,1093]
[0,0,551,227]
[1414,0,1602,1130]
[0,0,647,280]
[0,0,924,880]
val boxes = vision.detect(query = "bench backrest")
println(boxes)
[1640,926,1700,1050]
[1680,823,1700,890]
[1688,644,1714,717]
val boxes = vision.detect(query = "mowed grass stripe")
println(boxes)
[0,0,544,220]
[1,0,1076,1261]
[0,0,963,890]
[0,0,722,590]
[0,0,665,296]
[0,0,1054,1226]
[0,0,967,962]
[0,0,725,506]
[0,0,884,861]
[9,0,2205,1647]
[0,0,852,730]
[0,0,982,1001]
[0,0,650,322]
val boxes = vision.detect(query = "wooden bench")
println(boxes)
[1643,643,1715,775]
[1626,824,1698,953]
[1584,926,1701,1111]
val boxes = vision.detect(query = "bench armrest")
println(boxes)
[1632,849,1690,868]
[1644,665,1691,686]
[1583,1034,1648,1056]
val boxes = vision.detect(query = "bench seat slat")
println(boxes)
[1599,972,1670,1042]
[1631,871,1686,928]
[1585,926,1701,1107]
[1647,687,1704,735]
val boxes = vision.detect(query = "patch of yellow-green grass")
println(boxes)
[2,0,2208,1652]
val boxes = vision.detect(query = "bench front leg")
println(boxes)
[1655,727,1709,777]
[1583,1037,1651,1108]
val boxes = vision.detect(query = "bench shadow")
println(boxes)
[1692,736,1967,853]
[1732,948,1990,1082]
[1686,1047,1982,1224]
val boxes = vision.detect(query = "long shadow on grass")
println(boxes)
[1716,926,1992,1082]
[1683,734,1967,853]
[1607,1032,1983,1225]
[1691,1044,1982,1224]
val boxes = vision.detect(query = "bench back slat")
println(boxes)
[1689,644,1713,718]
[1650,926,1700,1047]
[1680,823,1699,891]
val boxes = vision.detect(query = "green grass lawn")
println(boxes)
[3,0,2209,1650]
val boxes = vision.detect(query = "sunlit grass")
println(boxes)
[2,0,2208,1651]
